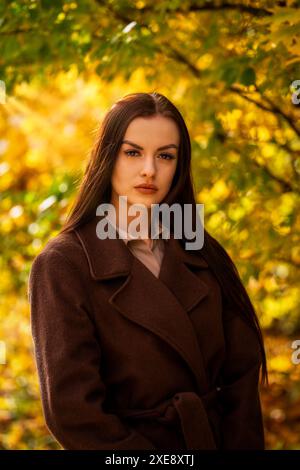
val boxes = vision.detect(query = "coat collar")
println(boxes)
[103,208,167,250]
[75,215,208,281]
[75,215,211,393]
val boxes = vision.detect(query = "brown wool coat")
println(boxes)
[28,215,265,450]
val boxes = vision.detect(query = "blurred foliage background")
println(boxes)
[1,0,300,450]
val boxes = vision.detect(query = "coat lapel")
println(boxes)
[75,215,211,393]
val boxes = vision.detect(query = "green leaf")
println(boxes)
[240,67,256,86]
[222,66,239,86]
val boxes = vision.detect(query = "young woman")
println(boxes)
[28,92,268,450]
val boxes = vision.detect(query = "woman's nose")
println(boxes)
[140,156,156,178]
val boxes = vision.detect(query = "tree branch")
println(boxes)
[188,2,273,17]
[250,157,295,193]
[218,134,299,194]
[162,44,201,78]
[256,84,300,138]
[124,1,273,17]
[230,85,300,138]
[0,27,35,35]
[229,85,272,112]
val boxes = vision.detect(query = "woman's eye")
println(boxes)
[159,153,175,160]
[124,150,139,157]
[124,150,175,160]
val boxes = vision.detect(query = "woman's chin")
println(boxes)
[127,196,159,209]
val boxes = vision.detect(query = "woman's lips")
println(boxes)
[134,187,158,194]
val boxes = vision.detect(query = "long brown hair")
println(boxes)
[59,91,269,387]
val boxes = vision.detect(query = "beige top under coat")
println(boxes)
[104,212,168,278]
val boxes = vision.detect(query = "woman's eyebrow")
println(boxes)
[122,140,179,151]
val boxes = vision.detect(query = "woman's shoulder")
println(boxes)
[27,230,94,309]
[30,229,89,278]
[40,229,80,255]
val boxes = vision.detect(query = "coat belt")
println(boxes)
[106,388,221,450]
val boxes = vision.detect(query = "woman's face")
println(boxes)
[110,115,179,217]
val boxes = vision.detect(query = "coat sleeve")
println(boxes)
[28,247,156,450]
[218,305,266,450]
